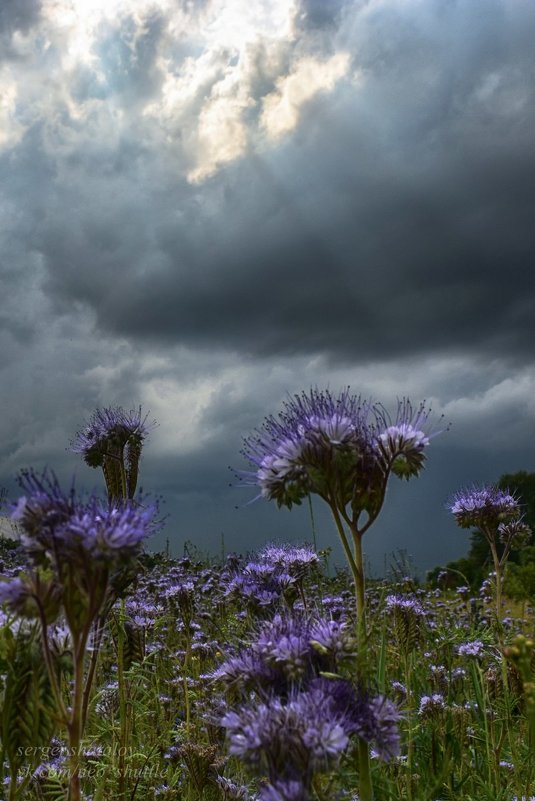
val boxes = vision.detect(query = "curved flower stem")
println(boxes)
[81,616,105,731]
[487,537,504,636]
[328,503,359,589]
[307,493,318,552]
[35,599,69,725]
[350,526,367,646]
[68,623,92,801]
[350,525,374,801]
[328,504,373,801]
[116,599,130,801]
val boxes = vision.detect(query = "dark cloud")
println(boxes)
[6,0,528,368]
[1,0,535,572]
[0,0,42,59]
[33,116,535,365]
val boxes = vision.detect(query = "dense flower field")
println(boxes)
[0,395,533,801]
[0,538,534,801]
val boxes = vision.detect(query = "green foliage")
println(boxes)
[0,624,58,797]
[504,546,535,600]
[430,471,535,595]
[1,549,534,800]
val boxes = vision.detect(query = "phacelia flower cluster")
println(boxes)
[221,679,400,799]
[0,470,158,625]
[240,389,435,515]
[71,405,156,498]
[448,485,519,530]
[71,405,154,467]
[457,640,485,658]
[212,611,400,798]
[257,543,319,578]
[211,613,355,690]
[12,470,156,568]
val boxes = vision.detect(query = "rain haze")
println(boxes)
[1,0,535,576]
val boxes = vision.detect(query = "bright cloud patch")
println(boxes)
[261,52,351,140]
[0,71,24,150]
[2,0,354,183]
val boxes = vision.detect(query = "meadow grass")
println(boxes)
[1,538,533,801]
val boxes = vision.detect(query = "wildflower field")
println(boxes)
[0,393,534,801]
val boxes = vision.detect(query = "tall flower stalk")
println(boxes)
[448,485,531,625]
[2,471,158,801]
[239,388,438,801]
[71,404,156,799]
[71,405,156,501]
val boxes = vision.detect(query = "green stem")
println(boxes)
[351,527,367,646]
[488,540,503,635]
[328,504,360,599]
[404,652,414,801]
[307,493,318,553]
[119,461,128,502]
[68,635,87,801]
[329,505,373,800]
[81,617,105,731]
[35,599,69,724]
[357,738,374,801]
[117,600,129,801]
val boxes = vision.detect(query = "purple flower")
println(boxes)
[391,680,408,700]
[71,405,155,465]
[220,685,349,774]
[327,681,400,761]
[224,569,285,609]
[418,693,446,719]
[71,405,156,498]
[376,398,432,479]
[308,618,354,660]
[456,586,471,598]
[215,776,254,801]
[209,651,278,689]
[252,615,315,681]
[239,388,435,515]
[257,543,319,578]
[211,614,354,698]
[10,471,159,632]
[498,518,531,547]
[385,594,426,616]
[0,576,34,615]
[457,640,485,658]
[364,695,402,760]
[63,502,155,561]
[448,485,519,530]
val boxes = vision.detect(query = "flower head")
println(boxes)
[215,776,254,801]
[71,405,156,498]
[220,684,350,777]
[257,543,319,578]
[385,594,426,616]
[239,389,436,515]
[0,577,34,616]
[418,693,446,719]
[376,405,431,480]
[240,389,371,509]
[71,406,154,464]
[457,640,485,658]
[13,469,157,568]
[448,485,519,530]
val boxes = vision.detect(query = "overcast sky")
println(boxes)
[1,0,535,576]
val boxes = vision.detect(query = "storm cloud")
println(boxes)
[1,0,534,574]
